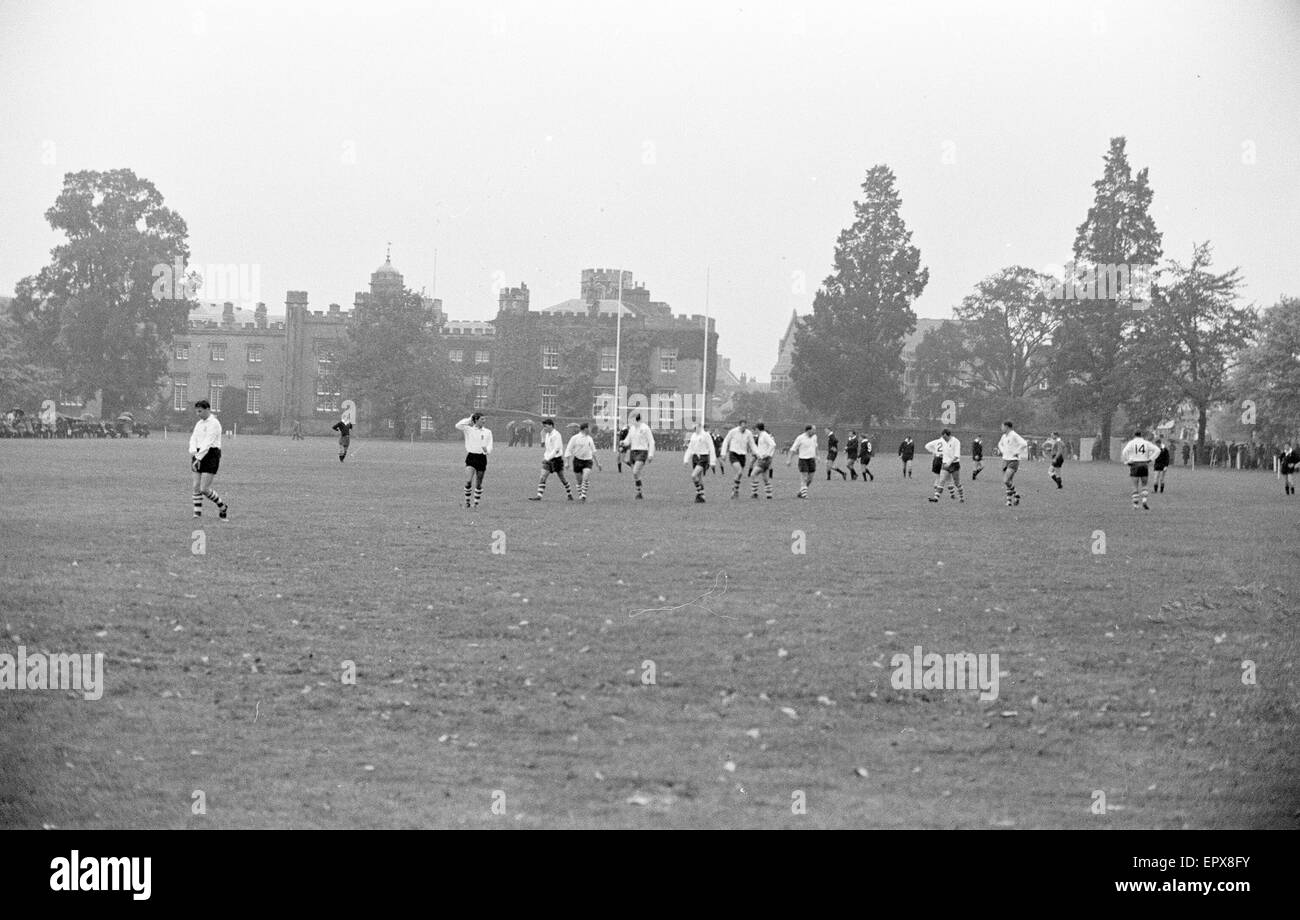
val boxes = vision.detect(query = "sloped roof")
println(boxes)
[540,297,633,316]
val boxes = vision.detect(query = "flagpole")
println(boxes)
[701,267,709,427]
[614,268,623,428]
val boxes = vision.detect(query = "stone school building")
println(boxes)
[164,258,718,436]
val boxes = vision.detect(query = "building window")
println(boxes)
[904,367,917,387]
[475,350,489,364]
[420,415,436,431]
[1038,378,1049,390]
[59,392,80,407]
[247,345,264,363]
[592,386,615,421]
[175,342,190,360]
[600,346,617,372]
[208,375,226,411]
[652,391,679,428]
[211,343,227,362]
[172,377,189,410]
[387,418,395,429]
[472,374,490,409]
[449,349,464,363]
[245,378,262,414]
[316,349,335,376]
[542,344,559,370]
[540,386,557,417]
[315,376,340,413]
[660,349,677,373]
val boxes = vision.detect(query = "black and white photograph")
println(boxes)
[0,0,1295,887]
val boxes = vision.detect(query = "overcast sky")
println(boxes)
[2,0,1297,380]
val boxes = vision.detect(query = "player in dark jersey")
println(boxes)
[825,429,847,480]
[859,433,875,481]
[845,431,860,480]
[1152,438,1171,493]
[331,419,353,462]
[616,424,630,473]
[898,437,915,478]
[1280,443,1299,495]
[970,436,984,480]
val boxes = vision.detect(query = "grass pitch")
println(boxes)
[1,435,1296,828]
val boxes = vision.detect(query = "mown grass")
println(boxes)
[1,435,1296,828]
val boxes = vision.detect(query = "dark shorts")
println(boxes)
[728,452,747,467]
[573,458,593,475]
[543,457,565,474]
[931,455,943,475]
[339,435,350,446]
[827,449,838,461]
[1003,459,1020,473]
[1282,463,1296,476]
[752,456,772,474]
[195,447,221,475]
[943,461,960,473]
[1128,462,1149,480]
[630,449,649,464]
[691,453,712,471]
[1051,455,1064,468]
[465,452,488,473]
[861,454,872,465]
[1153,460,1168,471]
[846,451,858,461]
[798,457,816,474]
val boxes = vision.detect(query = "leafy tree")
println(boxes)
[792,165,927,420]
[0,311,61,410]
[914,266,1059,427]
[1126,243,1254,443]
[9,169,192,417]
[338,287,463,439]
[729,388,808,423]
[1051,137,1162,457]
[1231,295,1300,442]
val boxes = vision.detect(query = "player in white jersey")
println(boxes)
[719,419,757,499]
[529,418,573,501]
[924,429,964,503]
[748,422,777,499]
[1120,429,1161,510]
[683,422,718,502]
[620,412,656,500]
[188,399,230,520]
[787,424,818,499]
[455,413,493,508]
[997,420,1028,507]
[564,421,602,501]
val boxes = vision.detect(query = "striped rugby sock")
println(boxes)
[201,488,226,511]
[192,492,203,515]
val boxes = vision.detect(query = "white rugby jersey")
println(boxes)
[752,430,777,459]
[925,436,961,464]
[624,422,656,458]
[720,425,755,457]
[564,432,597,461]
[1120,437,1161,464]
[998,430,1028,460]
[683,430,718,464]
[789,431,818,459]
[541,428,564,460]
[455,417,493,455]
[189,415,222,454]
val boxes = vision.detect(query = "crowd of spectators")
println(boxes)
[0,408,150,439]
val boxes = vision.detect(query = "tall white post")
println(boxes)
[614,269,624,427]
[701,268,709,427]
